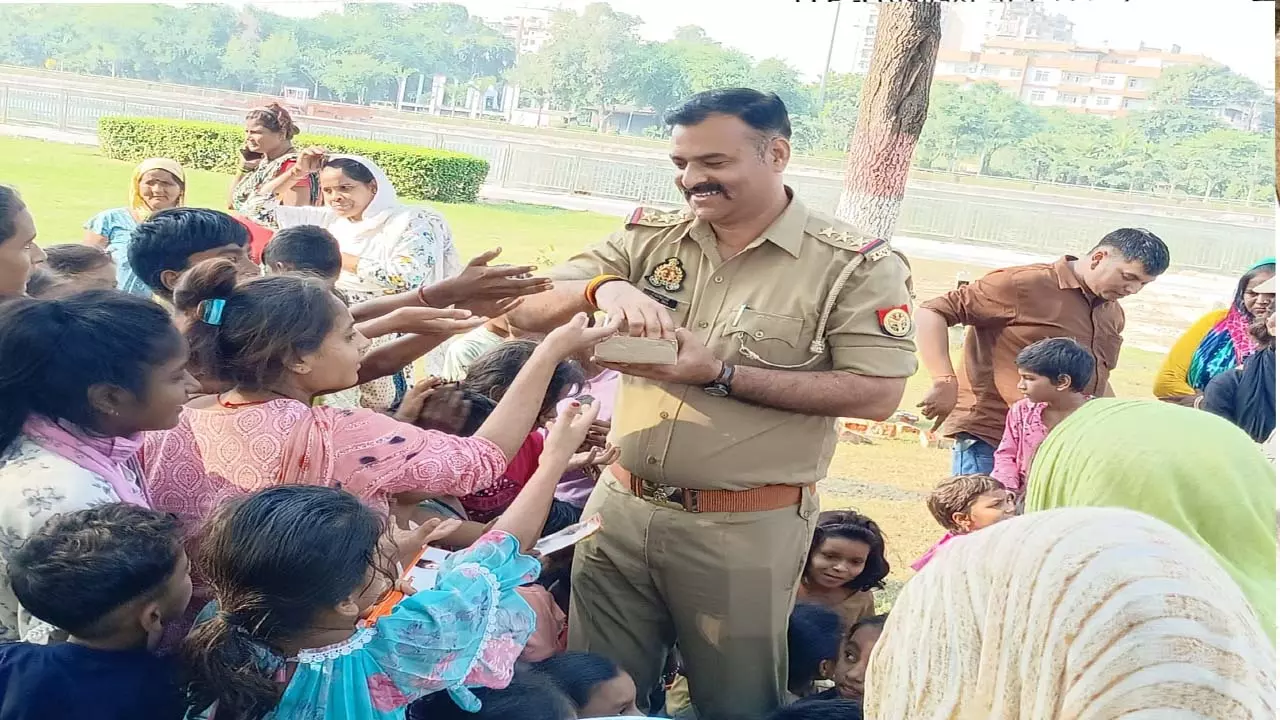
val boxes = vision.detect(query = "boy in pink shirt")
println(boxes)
[991,337,1094,495]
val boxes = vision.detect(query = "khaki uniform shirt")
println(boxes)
[920,256,1124,447]
[546,192,917,491]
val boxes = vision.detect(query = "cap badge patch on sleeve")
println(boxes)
[877,305,913,338]
[645,257,685,293]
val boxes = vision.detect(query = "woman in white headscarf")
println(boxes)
[256,150,463,410]
[864,507,1275,719]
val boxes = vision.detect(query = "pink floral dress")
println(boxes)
[140,399,508,644]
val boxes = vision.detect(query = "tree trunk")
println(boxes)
[835,3,941,240]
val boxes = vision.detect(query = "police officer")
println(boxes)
[508,88,917,720]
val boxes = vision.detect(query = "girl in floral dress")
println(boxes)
[182,402,602,719]
[0,291,197,641]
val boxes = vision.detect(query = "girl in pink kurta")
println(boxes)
[991,337,1094,494]
[141,399,507,529]
[142,259,616,641]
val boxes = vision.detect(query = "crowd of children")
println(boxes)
[0,150,1275,720]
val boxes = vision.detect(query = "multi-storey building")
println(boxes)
[985,3,1075,44]
[847,4,966,75]
[934,39,1218,118]
[485,7,553,56]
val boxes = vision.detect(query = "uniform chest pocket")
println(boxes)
[722,309,815,367]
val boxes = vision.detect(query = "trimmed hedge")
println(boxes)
[98,117,489,204]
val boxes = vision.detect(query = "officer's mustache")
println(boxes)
[682,183,729,199]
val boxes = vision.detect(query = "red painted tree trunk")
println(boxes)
[836,4,941,240]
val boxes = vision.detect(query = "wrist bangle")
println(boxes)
[585,274,627,308]
[417,285,433,306]
[934,374,957,383]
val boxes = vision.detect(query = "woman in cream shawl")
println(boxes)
[865,508,1275,719]
[1024,398,1276,639]
[83,158,186,296]
[262,152,462,410]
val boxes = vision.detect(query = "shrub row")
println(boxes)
[97,117,489,204]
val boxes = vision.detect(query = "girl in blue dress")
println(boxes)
[182,401,600,719]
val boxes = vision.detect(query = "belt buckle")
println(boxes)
[641,480,692,512]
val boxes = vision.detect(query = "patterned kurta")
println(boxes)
[0,437,133,641]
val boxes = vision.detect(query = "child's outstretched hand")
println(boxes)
[392,517,463,570]
[567,443,621,472]
[540,313,620,360]
[416,382,474,435]
[540,400,602,471]
[395,378,443,423]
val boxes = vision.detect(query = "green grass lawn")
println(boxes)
[1,134,1170,591]
[0,136,621,265]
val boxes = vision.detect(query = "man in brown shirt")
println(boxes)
[916,229,1170,475]
[507,89,917,720]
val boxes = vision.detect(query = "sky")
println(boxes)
[235,0,1276,87]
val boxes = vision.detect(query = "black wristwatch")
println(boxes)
[703,362,735,397]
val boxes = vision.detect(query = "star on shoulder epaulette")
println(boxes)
[808,217,893,262]
[626,206,694,228]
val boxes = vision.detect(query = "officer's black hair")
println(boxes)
[129,208,249,299]
[663,88,792,143]
[1014,337,1095,393]
[1090,228,1170,277]
[263,225,342,281]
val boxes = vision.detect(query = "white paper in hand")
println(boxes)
[405,546,452,591]
[533,514,603,557]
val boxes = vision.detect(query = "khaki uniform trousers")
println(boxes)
[569,472,818,720]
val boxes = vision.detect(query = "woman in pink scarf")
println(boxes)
[141,259,615,633]
[0,291,198,642]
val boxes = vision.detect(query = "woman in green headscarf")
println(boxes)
[1025,398,1276,639]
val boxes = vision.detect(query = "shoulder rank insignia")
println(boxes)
[645,257,685,293]
[857,238,893,262]
[876,304,913,338]
[627,207,692,228]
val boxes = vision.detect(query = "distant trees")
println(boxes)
[0,2,512,106]
[0,1,1270,200]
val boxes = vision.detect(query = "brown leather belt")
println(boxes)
[610,464,809,514]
